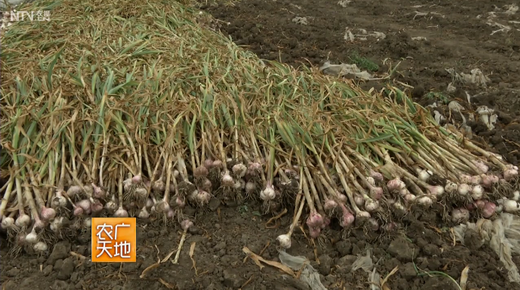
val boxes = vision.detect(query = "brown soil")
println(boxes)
[2,0,520,289]
[1,201,518,290]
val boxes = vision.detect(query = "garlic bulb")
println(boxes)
[277,234,291,249]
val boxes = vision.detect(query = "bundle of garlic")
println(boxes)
[0,0,518,254]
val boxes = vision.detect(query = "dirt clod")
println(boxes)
[52,280,69,290]
[335,240,353,257]
[209,198,221,211]
[54,259,63,270]
[422,244,441,256]
[46,242,71,266]
[387,237,418,262]
[401,262,417,279]
[122,260,140,273]
[214,241,227,251]
[3,280,16,290]
[43,265,53,276]
[223,268,244,288]
[423,276,458,290]
[464,229,485,251]
[281,276,312,290]
[5,267,20,277]
[318,254,334,275]
[337,254,357,273]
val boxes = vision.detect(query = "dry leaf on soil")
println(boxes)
[242,247,295,277]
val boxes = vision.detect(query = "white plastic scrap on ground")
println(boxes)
[320,61,374,80]
[279,251,328,290]
[337,0,352,8]
[476,105,498,131]
[352,249,381,290]
[344,27,386,42]
[445,100,474,138]
[504,3,519,15]
[1,9,14,31]
[289,3,302,10]
[477,4,519,35]
[411,36,428,41]
[445,68,490,87]
[278,249,383,290]
[292,16,308,25]
[446,82,456,93]
[453,212,520,283]
[412,10,445,20]
[462,69,490,87]
[448,100,465,113]
[433,110,446,124]
[433,96,497,133]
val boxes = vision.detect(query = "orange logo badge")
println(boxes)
[91,218,136,262]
